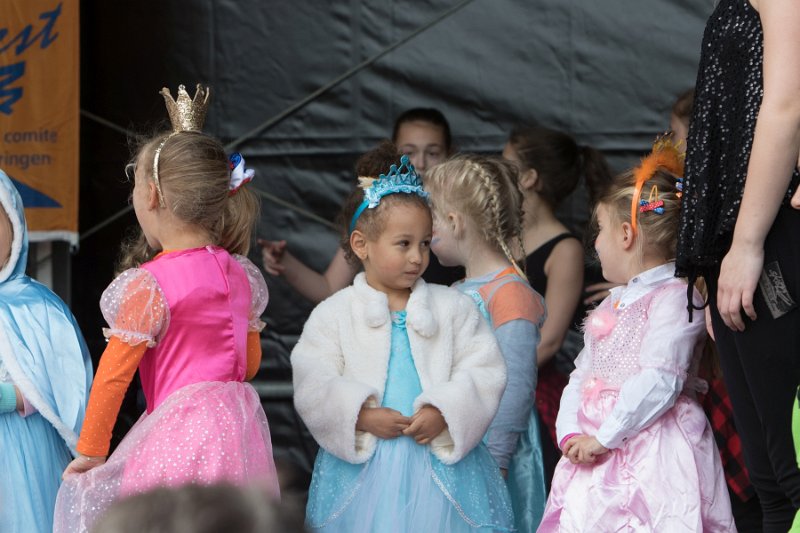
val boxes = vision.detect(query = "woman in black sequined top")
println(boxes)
[677,0,800,530]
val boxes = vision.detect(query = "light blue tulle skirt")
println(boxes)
[0,411,72,533]
[507,409,547,532]
[306,435,515,533]
[307,312,515,532]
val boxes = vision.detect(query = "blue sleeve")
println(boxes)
[0,382,17,413]
[485,318,539,468]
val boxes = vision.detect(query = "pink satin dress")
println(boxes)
[539,281,735,532]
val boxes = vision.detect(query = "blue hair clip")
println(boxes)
[349,155,429,234]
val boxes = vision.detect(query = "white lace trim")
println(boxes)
[102,328,157,348]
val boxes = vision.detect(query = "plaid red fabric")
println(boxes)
[699,376,755,502]
[536,362,568,448]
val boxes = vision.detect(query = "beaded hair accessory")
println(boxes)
[349,154,429,234]
[639,185,664,214]
[630,134,684,232]
[675,177,685,199]
[152,84,211,207]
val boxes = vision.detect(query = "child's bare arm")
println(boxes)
[259,243,356,304]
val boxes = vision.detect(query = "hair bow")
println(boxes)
[228,153,254,195]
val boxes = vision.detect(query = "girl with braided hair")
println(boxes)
[424,154,548,532]
[539,139,734,532]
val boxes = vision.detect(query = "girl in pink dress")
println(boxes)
[538,139,735,532]
[54,85,279,533]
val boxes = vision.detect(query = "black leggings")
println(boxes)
[706,206,800,532]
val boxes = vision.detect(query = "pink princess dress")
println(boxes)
[54,246,279,533]
[539,263,735,532]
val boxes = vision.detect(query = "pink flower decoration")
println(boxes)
[585,307,617,339]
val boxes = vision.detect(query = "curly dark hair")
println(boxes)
[337,140,429,264]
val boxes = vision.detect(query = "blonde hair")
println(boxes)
[596,168,682,259]
[424,155,526,276]
[118,131,259,270]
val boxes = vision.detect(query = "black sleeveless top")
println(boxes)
[525,233,589,328]
[676,0,800,281]
[525,233,577,296]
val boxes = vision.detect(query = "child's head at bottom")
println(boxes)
[339,142,432,294]
[120,131,259,270]
[89,483,306,533]
[423,154,525,275]
[592,138,684,284]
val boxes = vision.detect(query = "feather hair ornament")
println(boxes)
[630,134,685,232]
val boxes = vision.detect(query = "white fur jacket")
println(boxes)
[292,273,506,465]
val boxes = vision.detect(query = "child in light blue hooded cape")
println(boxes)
[0,168,93,533]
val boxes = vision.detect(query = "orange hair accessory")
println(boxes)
[630,134,685,232]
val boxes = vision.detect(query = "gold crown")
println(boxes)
[160,83,210,132]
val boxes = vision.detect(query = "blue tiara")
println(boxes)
[349,155,429,234]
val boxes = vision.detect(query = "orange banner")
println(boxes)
[0,1,79,244]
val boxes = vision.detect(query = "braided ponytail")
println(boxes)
[426,155,526,279]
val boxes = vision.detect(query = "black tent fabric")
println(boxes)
[75,0,712,491]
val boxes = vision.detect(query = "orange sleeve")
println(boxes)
[246,331,262,381]
[484,281,546,329]
[76,337,148,457]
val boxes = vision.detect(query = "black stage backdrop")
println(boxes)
[75,0,712,493]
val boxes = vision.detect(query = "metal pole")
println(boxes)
[224,0,476,152]
[77,0,476,242]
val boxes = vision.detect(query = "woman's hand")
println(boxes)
[356,406,411,439]
[257,239,288,276]
[63,454,107,479]
[717,241,763,331]
[403,405,447,444]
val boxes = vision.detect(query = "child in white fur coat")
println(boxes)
[292,150,515,532]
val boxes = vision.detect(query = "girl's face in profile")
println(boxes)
[395,120,448,176]
[429,201,461,268]
[0,206,12,269]
[593,203,628,285]
[130,152,160,250]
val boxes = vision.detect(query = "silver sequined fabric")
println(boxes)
[676,0,800,279]
[588,298,649,387]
